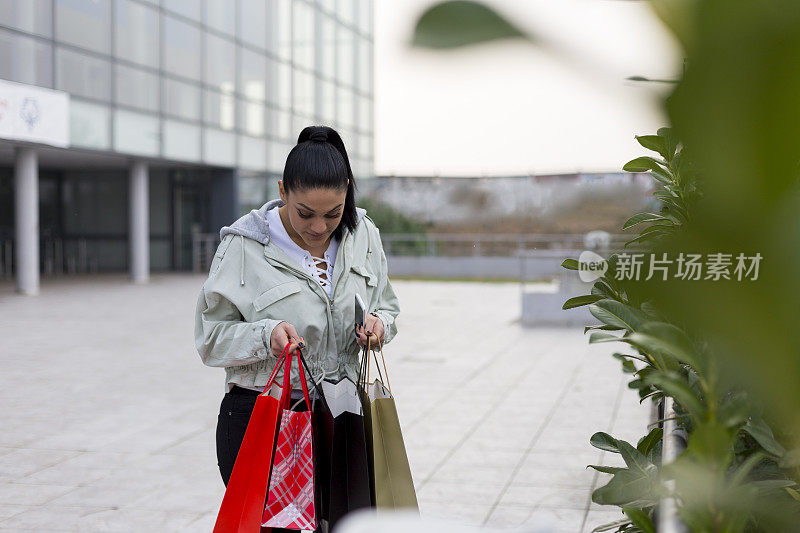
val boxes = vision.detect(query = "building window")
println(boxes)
[292,0,314,71]
[163,0,201,22]
[0,0,53,37]
[239,47,266,102]
[69,100,110,149]
[164,78,201,121]
[319,78,336,124]
[320,14,336,80]
[239,0,267,50]
[205,33,236,92]
[205,88,236,131]
[163,15,201,81]
[114,0,159,68]
[275,0,291,61]
[293,69,314,117]
[163,120,201,161]
[56,47,111,101]
[277,61,292,110]
[239,100,265,137]
[205,0,236,35]
[55,0,111,54]
[0,28,53,88]
[114,109,160,156]
[358,37,371,94]
[337,26,355,88]
[115,64,159,112]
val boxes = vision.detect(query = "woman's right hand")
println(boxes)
[270,321,306,358]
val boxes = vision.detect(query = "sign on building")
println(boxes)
[0,78,69,148]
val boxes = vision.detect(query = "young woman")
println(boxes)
[194,125,400,522]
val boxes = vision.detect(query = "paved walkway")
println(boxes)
[0,275,648,532]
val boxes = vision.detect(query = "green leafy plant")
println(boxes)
[563,132,800,531]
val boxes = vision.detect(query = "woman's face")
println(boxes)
[278,181,348,247]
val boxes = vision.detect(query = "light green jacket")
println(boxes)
[194,199,400,391]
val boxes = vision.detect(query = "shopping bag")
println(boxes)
[212,344,292,533]
[261,347,317,530]
[311,375,373,531]
[359,338,419,511]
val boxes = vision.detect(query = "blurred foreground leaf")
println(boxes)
[411,1,526,49]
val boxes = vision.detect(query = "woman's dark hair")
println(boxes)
[283,125,358,241]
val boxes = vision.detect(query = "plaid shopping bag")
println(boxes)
[261,348,317,530]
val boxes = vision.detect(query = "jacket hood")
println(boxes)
[219,198,367,245]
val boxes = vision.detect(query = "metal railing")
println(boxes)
[0,238,98,278]
[189,232,635,274]
[381,232,631,257]
[658,396,689,533]
[192,232,221,273]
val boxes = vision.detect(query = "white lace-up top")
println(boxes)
[266,207,340,298]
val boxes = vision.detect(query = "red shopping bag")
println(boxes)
[261,348,316,530]
[212,344,291,533]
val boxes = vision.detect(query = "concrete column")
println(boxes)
[129,161,149,283]
[15,147,39,295]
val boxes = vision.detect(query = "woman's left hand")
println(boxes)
[356,314,384,348]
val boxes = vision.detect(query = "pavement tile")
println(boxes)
[0,504,32,521]
[499,485,591,510]
[0,482,76,506]
[429,463,517,485]
[0,450,79,480]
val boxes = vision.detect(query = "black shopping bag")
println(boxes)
[299,356,372,533]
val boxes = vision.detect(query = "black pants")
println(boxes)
[216,386,315,533]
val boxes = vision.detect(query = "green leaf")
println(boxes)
[563,294,603,310]
[590,432,620,453]
[591,280,618,300]
[588,464,626,475]
[584,324,624,334]
[618,440,656,477]
[729,451,766,487]
[644,371,705,416]
[592,468,656,506]
[411,0,527,49]
[637,428,664,455]
[717,395,751,427]
[561,258,579,270]
[626,322,702,369]
[623,156,664,173]
[620,359,637,374]
[743,417,787,457]
[623,230,665,248]
[687,420,736,468]
[751,479,796,490]
[589,300,648,331]
[622,212,671,230]
[635,135,668,159]
[779,449,800,468]
[590,519,632,533]
[622,507,656,533]
[588,332,623,344]
[657,127,679,159]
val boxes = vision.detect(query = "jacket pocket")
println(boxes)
[253,281,302,311]
[350,263,378,287]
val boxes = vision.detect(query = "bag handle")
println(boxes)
[281,348,313,410]
[297,349,330,412]
[261,342,293,394]
[359,336,391,395]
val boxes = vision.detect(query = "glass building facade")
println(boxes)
[0,0,374,277]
